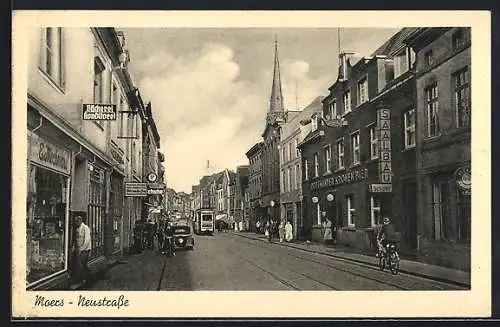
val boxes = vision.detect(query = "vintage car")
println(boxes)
[172,223,195,250]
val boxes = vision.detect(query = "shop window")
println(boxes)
[343,90,351,114]
[404,109,416,148]
[39,27,64,88]
[336,139,345,169]
[369,124,378,159]
[453,67,470,128]
[432,180,451,241]
[351,131,360,165]
[347,195,355,227]
[26,165,69,286]
[370,196,382,226]
[357,77,368,105]
[314,153,319,177]
[425,84,440,137]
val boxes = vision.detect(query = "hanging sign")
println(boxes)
[147,183,166,195]
[369,183,393,193]
[124,182,147,197]
[82,104,117,121]
[377,108,392,184]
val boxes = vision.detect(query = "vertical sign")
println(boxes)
[377,108,392,184]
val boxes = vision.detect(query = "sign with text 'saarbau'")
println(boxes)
[377,108,392,184]
[83,104,117,121]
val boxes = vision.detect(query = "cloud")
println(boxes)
[136,43,330,193]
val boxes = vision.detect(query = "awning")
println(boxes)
[216,214,228,222]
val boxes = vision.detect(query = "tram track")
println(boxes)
[224,233,465,290]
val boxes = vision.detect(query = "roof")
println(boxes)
[280,96,325,140]
[370,27,421,58]
[246,141,264,158]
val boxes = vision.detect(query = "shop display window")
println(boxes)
[26,165,69,286]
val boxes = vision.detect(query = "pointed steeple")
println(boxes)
[269,35,284,113]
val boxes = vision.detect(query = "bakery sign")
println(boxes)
[310,167,368,191]
[82,104,117,121]
[29,132,71,175]
[377,108,392,184]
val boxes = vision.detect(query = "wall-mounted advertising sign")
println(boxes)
[310,167,368,191]
[147,183,166,195]
[125,182,147,197]
[369,183,393,193]
[377,108,392,184]
[82,104,117,121]
[29,132,71,175]
[455,166,471,195]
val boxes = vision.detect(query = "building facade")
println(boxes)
[406,27,471,270]
[26,27,149,289]
[279,97,324,240]
[234,166,250,230]
[245,142,263,231]
[299,28,420,250]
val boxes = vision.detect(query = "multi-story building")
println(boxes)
[299,28,420,250]
[260,40,286,222]
[245,142,263,231]
[233,166,250,230]
[405,27,471,270]
[26,28,149,289]
[279,96,324,239]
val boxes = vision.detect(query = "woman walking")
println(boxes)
[278,220,285,243]
[285,220,293,242]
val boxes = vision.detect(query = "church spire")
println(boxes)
[269,35,284,113]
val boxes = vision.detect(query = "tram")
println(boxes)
[194,208,215,235]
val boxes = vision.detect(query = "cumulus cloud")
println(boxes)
[136,43,330,193]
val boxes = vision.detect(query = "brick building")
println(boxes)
[245,142,263,231]
[298,28,420,250]
[405,27,471,270]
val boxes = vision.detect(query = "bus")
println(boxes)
[194,208,215,235]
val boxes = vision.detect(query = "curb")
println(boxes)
[231,232,470,288]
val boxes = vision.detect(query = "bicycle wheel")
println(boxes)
[390,252,400,275]
[379,256,385,271]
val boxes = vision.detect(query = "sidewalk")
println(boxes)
[231,232,471,288]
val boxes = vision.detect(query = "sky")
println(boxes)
[120,28,400,193]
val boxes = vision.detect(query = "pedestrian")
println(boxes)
[157,225,165,254]
[239,221,243,232]
[278,220,285,242]
[323,216,333,245]
[285,220,293,242]
[255,220,261,234]
[133,222,143,254]
[71,215,91,288]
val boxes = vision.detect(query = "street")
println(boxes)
[86,233,466,291]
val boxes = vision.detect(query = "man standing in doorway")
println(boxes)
[71,215,91,288]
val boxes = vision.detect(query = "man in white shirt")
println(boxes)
[72,215,91,286]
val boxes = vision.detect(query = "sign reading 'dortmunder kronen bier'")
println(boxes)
[83,104,117,120]
[377,108,392,184]
[124,182,147,197]
[310,167,368,191]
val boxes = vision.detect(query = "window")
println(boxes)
[281,169,286,192]
[336,139,344,169]
[289,142,293,160]
[432,181,451,241]
[304,159,309,180]
[324,145,332,173]
[311,114,319,131]
[343,90,351,113]
[370,196,382,226]
[357,78,368,105]
[88,164,106,259]
[452,29,464,50]
[404,109,416,148]
[314,153,319,177]
[424,50,433,67]
[425,84,440,137]
[118,96,126,137]
[295,164,301,189]
[288,167,293,191]
[282,148,286,163]
[327,100,337,119]
[347,195,355,227]
[296,139,300,157]
[453,67,470,128]
[351,132,360,165]
[369,125,378,159]
[93,57,105,103]
[39,27,64,87]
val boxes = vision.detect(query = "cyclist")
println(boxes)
[376,217,397,257]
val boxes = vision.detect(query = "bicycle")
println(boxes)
[378,241,400,275]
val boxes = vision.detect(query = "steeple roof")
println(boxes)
[269,37,284,113]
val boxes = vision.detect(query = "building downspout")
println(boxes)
[30,116,43,133]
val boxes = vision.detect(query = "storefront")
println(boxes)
[109,172,124,255]
[26,131,72,288]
